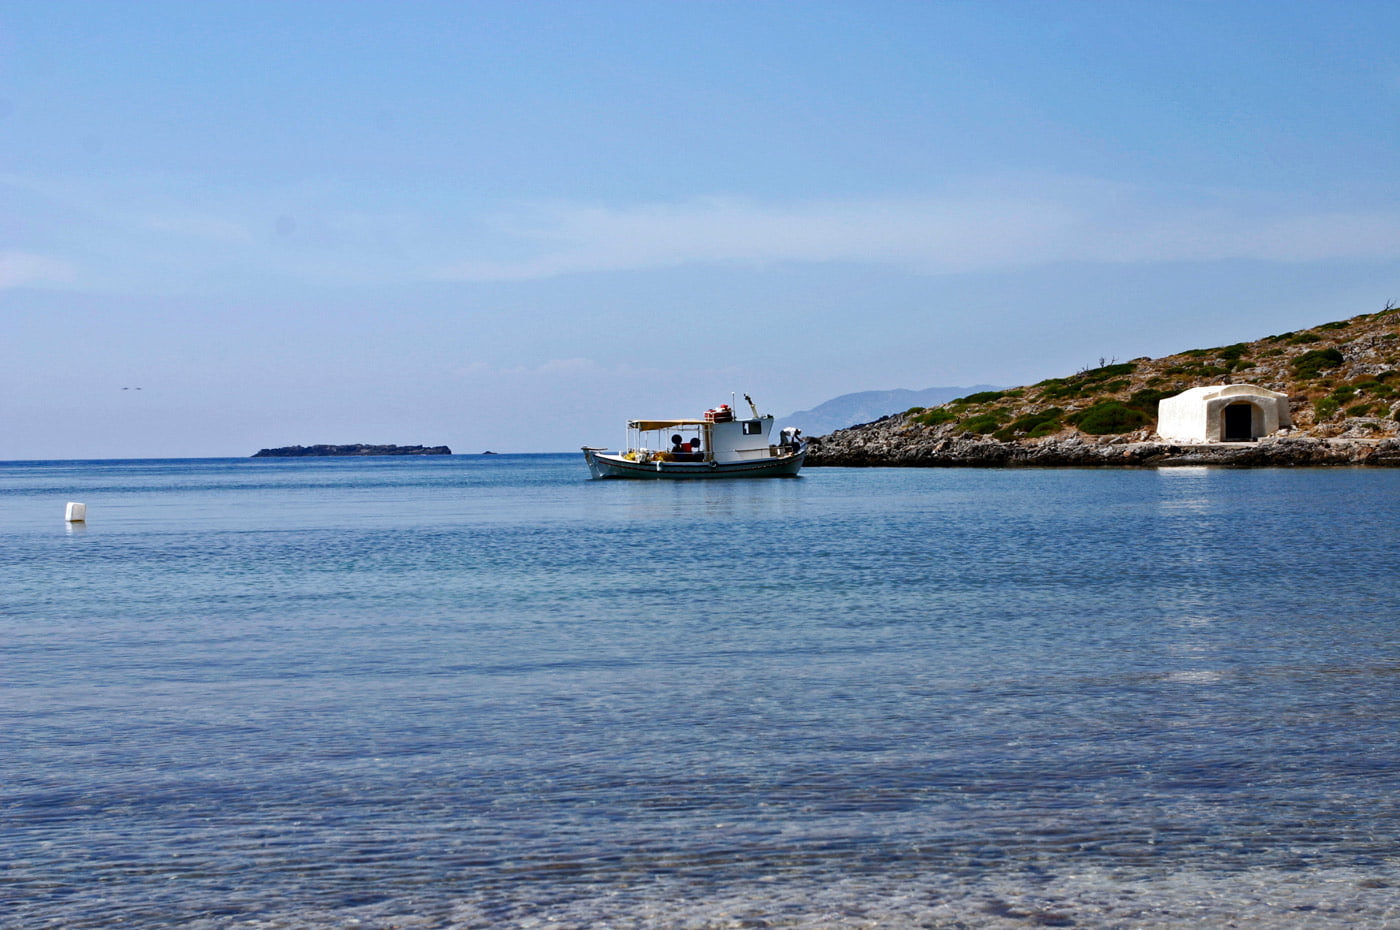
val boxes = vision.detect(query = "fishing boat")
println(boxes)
[583,394,805,479]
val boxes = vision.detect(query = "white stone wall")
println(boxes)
[1157,385,1291,442]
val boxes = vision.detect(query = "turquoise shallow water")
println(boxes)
[4,455,1400,928]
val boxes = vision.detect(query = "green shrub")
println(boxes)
[1079,362,1138,381]
[1288,331,1322,344]
[1039,383,1083,401]
[993,408,1064,441]
[1319,321,1350,330]
[1293,348,1345,378]
[954,390,1007,405]
[1036,365,1135,401]
[1314,397,1340,419]
[913,408,956,426]
[1100,379,1130,393]
[1348,402,1375,417]
[1216,343,1248,361]
[1330,386,1357,403]
[1068,401,1151,435]
[960,411,1008,434]
[1128,388,1173,413]
[904,406,926,416]
[1165,364,1229,378]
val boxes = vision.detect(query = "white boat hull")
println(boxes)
[583,447,804,479]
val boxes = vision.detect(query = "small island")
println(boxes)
[252,444,452,457]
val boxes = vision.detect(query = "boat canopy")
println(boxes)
[627,418,710,431]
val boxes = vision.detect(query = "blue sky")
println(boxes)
[3,1,1399,457]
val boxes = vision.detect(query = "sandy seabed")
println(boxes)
[182,865,1400,930]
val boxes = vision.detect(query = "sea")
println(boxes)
[4,454,1400,929]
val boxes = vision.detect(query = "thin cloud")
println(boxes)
[0,251,74,289]
[453,357,742,383]
[435,187,1400,282]
[138,214,256,244]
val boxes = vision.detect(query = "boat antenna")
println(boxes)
[744,393,760,418]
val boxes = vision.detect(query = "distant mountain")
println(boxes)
[783,386,1001,436]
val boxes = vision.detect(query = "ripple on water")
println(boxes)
[101,866,1398,930]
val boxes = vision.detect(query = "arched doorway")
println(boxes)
[1222,402,1257,441]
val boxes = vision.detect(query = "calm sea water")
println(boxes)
[4,455,1400,929]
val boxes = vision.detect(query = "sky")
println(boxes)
[3,1,1400,458]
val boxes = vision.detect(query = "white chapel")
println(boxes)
[1157,384,1292,443]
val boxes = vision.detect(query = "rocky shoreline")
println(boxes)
[805,422,1400,468]
[252,444,451,457]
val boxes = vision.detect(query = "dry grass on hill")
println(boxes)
[900,304,1400,442]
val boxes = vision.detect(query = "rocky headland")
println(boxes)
[252,444,451,457]
[806,306,1400,468]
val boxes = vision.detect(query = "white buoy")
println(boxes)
[65,502,87,522]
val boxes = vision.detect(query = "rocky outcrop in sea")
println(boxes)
[252,444,452,457]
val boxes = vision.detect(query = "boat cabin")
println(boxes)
[625,405,797,465]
